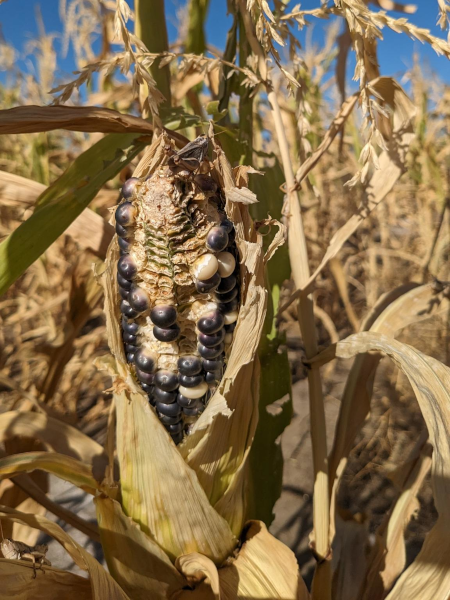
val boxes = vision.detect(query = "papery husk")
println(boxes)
[174,521,310,600]
[0,506,130,600]
[309,332,450,600]
[95,495,185,599]
[179,137,274,536]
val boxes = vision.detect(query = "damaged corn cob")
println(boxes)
[114,136,240,444]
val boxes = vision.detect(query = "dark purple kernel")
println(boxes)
[155,370,179,392]
[197,311,224,335]
[158,413,182,425]
[218,299,239,314]
[141,383,153,393]
[126,353,135,363]
[172,431,184,444]
[166,421,183,434]
[134,349,156,373]
[150,305,177,328]
[128,286,150,313]
[205,370,222,384]
[121,178,139,200]
[177,394,200,408]
[118,255,137,280]
[118,236,131,252]
[217,274,236,293]
[156,401,181,417]
[119,249,128,256]
[202,358,223,372]
[228,229,236,243]
[153,387,177,404]
[116,222,130,237]
[206,226,229,252]
[125,344,139,354]
[220,219,234,234]
[119,286,130,301]
[117,272,132,290]
[153,324,180,342]
[183,406,201,417]
[198,342,225,359]
[177,356,202,376]
[121,300,139,318]
[179,374,204,388]
[115,200,136,226]
[136,369,155,385]
[195,272,221,294]
[123,332,137,344]
[122,318,139,335]
[198,328,225,348]
[225,322,237,333]
[216,287,238,304]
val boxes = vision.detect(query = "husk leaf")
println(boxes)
[95,494,185,599]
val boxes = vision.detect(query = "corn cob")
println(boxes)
[115,136,240,444]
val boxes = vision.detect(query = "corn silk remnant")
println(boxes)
[115,136,240,444]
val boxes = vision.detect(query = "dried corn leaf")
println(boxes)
[95,495,185,599]
[0,133,145,295]
[362,439,432,600]
[0,411,106,465]
[0,105,154,135]
[331,511,369,600]
[280,77,415,313]
[310,332,450,600]
[328,283,449,492]
[10,471,100,542]
[0,560,92,600]
[0,452,101,495]
[0,506,130,600]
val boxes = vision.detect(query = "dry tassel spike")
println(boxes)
[115,135,240,444]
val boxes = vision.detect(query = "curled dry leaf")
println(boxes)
[310,332,450,600]
[173,521,309,600]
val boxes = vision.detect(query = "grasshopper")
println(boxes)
[0,521,51,578]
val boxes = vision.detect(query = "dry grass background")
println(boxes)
[0,0,449,594]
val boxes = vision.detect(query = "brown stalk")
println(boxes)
[237,3,331,597]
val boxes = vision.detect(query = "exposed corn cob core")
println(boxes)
[115,136,239,444]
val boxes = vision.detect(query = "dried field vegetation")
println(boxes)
[0,0,449,599]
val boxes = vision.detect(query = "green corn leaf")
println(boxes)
[0,133,146,296]
[247,157,293,525]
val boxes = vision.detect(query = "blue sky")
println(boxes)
[0,0,448,95]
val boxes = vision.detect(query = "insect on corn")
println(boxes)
[115,135,240,444]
